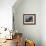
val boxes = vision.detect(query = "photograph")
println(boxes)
[23,14,36,25]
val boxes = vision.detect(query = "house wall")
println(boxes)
[0,0,16,38]
[0,0,16,29]
[41,0,46,46]
[13,0,41,46]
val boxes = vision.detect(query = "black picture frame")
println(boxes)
[23,14,36,25]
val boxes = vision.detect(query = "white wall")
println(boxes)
[41,0,46,46]
[0,0,16,30]
[13,0,41,46]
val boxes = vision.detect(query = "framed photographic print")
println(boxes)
[23,14,36,25]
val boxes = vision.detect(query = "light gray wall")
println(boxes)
[0,0,16,29]
[41,0,46,46]
[13,0,41,46]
